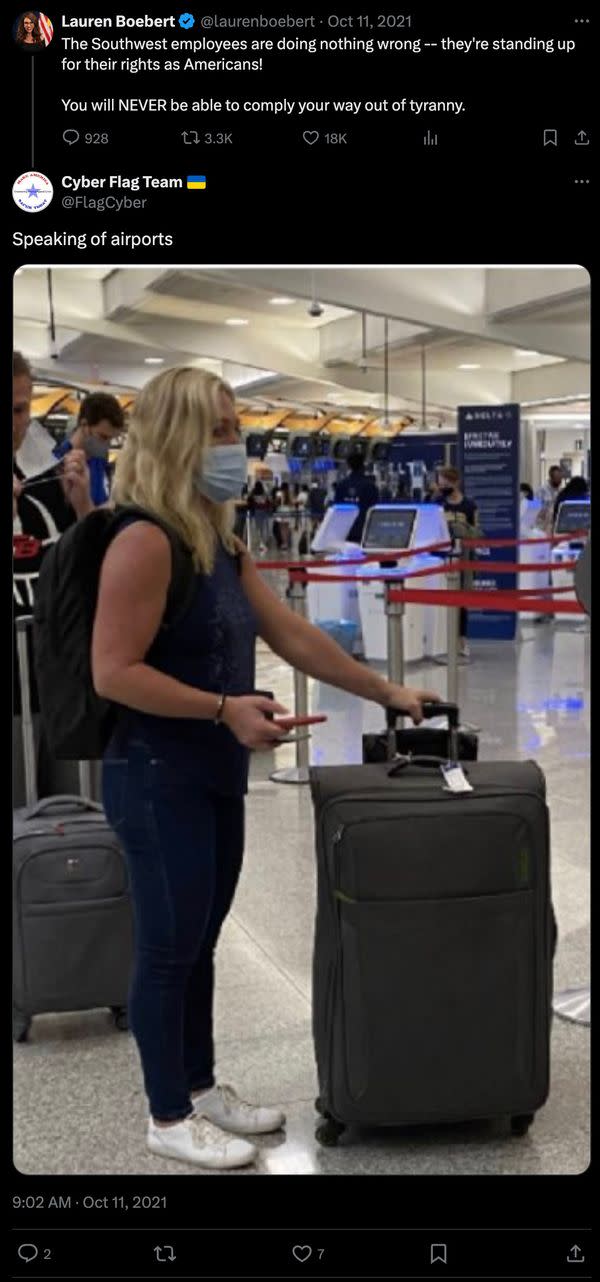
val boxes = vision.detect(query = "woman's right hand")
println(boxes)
[222,695,291,751]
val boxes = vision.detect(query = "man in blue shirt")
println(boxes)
[334,452,379,543]
[54,392,124,506]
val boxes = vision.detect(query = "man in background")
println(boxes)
[334,451,379,543]
[54,391,124,506]
[13,351,93,804]
[536,464,565,536]
[435,465,481,659]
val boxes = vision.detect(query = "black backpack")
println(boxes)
[33,506,195,760]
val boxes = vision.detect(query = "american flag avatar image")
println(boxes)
[39,13,54,46]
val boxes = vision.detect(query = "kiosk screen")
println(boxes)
[555,500,591,535]
[290,435,313,458]
[362,506,417,551]
[245,432,267,459]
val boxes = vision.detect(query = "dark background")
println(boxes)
[8,2,592,1276]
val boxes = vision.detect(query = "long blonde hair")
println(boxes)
[112,366,238,573]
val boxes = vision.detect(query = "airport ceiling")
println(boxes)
[14,266,590,422]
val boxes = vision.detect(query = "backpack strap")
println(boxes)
[107,506,196,628]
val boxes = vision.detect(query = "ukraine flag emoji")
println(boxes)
[187,176,206,190]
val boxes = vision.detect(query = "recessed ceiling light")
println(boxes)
[144,357,164,364]
[225,317,249,326]
[458,363,481,370]
[516,349,539,356]
[269,296,294,305]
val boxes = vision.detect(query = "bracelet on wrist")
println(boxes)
[214,692,228,724]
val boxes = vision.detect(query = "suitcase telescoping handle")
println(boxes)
[15,614,37,808]
[385,701,460,765]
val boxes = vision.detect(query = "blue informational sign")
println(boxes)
[457,404,520,641]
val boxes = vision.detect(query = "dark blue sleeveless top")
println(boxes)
[106,530,257,797]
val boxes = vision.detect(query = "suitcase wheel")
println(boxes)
[13,1013,31,1044]
[111,1005,129,1032]
[316,1118,346,1147]
[510,1113,534,1137]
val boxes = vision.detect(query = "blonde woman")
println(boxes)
[92,367,439,1170]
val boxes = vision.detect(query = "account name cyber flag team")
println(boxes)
[13,174,207,211]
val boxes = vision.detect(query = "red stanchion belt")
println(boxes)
[386,586,584,615]
[257,539,452,572]
[463,530,588,548]
[396,558,577,578]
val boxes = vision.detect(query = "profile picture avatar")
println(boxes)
[13,171,53,212]
[13,11,54,49]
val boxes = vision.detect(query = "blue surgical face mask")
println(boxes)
[83,433,110,460]
[194,443,247,504]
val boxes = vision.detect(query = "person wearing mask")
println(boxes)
[92,367,440,1170]
[520,483,534,502]
[54,392,124,507]
[436,466,481,659]
[536,465,564,535]
[13,351,93,802]
[334,451,379,543]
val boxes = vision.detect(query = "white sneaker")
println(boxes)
[193,1083,286,1136]
[147,1114,257,1169]
[459,639,471,658]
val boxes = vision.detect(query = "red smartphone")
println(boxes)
[274,714,328,731]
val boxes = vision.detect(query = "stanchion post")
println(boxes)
[446,537,461,705]
[385,580,405,687]
[270,568,311,785]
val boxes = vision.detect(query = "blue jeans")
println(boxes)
[103,741,245,1123]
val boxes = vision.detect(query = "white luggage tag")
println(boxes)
[441,761,473,794]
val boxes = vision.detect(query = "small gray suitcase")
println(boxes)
[13,617,133,1043]
[310,704,555,1145]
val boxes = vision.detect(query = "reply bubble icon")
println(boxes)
[18,1244,39,1263]
[63,129,80,145]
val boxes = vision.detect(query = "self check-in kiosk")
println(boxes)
[306,504,363,646]
[356,504,449,662]
[518,498,551,619]
[551,500,591,609]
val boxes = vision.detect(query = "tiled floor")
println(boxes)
[13,618,590,1176]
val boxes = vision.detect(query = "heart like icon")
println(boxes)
[303,132,319,145]
[292,1245,312,1263]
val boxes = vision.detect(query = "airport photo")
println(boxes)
[13,265,590,1176]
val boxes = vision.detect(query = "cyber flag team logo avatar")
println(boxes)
[13,172,54,212]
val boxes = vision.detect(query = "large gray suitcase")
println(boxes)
[309,705,554,1145]
[13,617,133,1043]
